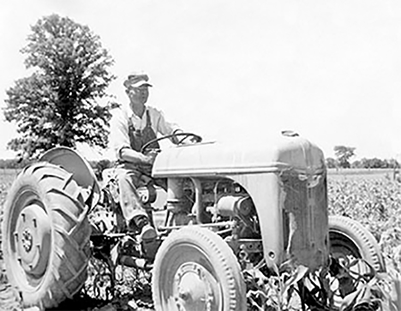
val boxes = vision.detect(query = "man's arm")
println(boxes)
[119,147,157,165]
[110,108,156,165]
[151,108,199,145]
[152,108,181,140]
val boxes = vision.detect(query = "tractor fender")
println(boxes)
[40,146,101,208]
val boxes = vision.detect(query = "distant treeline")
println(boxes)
[0,158,114,178]
[0,157,398,174]
[326,157,400,169]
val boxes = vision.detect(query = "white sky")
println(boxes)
[1,0,401,160]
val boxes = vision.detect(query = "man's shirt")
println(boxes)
[110,105,180,160]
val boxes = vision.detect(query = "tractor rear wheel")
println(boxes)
[152,226,246,311]
[2,162,91,310]
[329,215,384,272]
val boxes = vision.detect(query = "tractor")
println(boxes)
[1,131,384,310]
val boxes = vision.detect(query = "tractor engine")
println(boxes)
[161,178,254,232]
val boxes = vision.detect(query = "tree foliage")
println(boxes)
[325,157,338,169]
[353,158,400,169]
[3,14,115,158]
[334,145,356,168]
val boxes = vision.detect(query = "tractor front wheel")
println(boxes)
[2,162,91,310]
[152,226,246,311]
[329,215,384,272]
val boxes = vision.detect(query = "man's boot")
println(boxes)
[129,215,158,258]
[132,215,157,242]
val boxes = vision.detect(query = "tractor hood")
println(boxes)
[153,133,326,178]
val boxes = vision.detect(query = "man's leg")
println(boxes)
[116,168,156,241]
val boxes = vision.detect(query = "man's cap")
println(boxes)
[124,72,152,88]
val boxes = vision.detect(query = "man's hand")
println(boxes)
[186,135,202,144]
[142,149,159,165]
[172,130,202,145]
[119,147,159,165]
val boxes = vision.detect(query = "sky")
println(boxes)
[1,0,401,161]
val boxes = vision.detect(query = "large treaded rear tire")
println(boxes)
[2,162,91,310]
[329,215,385,272]
[152,226,246,311]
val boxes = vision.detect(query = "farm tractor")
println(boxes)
[1,131,385,310]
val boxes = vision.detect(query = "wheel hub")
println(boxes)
[174,262,219,311]
[21,229,33,252]
[14,204,51,276]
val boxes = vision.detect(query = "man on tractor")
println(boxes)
[109,72,185,250]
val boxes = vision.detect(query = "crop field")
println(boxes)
[0,168,401,310]
[328,168,401,265]
[0,169,21,311]
[0,169,20,254]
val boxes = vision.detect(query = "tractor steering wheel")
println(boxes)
[140,132,202,154]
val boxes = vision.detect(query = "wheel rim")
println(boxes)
[173,262,220,311]
[158,244,223,311]
[8,192,52,288]
[329,230,373,301]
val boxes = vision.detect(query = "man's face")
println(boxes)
[128,85,149,105]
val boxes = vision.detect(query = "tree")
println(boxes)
[351,159,362,169]
[325,157,338,169]
[334,146,356,168]
[3,14,115,158]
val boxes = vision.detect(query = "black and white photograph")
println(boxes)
[1,1,401,310]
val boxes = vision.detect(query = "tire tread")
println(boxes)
[2,162,91,309]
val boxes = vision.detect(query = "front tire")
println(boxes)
[2,162,91,310]
[329,215,385,272]
[152,226,246,311]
